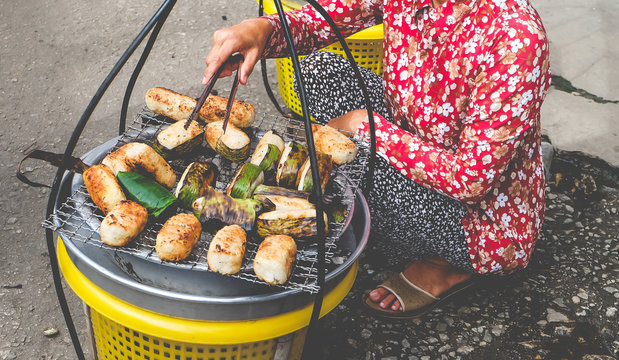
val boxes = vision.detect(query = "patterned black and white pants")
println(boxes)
[294,51,475,273]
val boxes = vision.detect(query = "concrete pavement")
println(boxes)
[534,0,619,166]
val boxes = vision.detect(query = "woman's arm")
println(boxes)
[344,21,551,204]
[203,0,381,85]
[262,0,383,58]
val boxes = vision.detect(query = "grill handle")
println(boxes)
[16,149,89,188]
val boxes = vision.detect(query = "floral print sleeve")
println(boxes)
[357,21,548,204]
[261,0,383,58]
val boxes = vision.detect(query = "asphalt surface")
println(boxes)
[0,1,617,359]
[309,171,619,359]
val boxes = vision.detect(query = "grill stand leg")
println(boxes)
[82,303,99,360]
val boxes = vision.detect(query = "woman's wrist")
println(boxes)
[242,18,274,49]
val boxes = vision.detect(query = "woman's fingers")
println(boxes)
[203,18,273,85]
[239,49,261,85]
[203,35,238,84]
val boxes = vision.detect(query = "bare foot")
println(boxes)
[368,258,472,311]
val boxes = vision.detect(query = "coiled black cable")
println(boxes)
[258,0,289,117]
[44,1,177,358]
[262,1,378,358]
[118,2,174,135]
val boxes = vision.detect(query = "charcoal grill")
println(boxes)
[43,108,371,320]
[34,0,378,358]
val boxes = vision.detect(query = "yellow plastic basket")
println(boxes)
[262,0,384,117]
[90,309,307,360]
[57,239,357,360]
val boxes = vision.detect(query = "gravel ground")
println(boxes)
[309,169,619,360]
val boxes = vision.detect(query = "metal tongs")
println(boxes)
[184,53,244,133]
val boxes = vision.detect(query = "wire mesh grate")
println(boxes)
[42,108,369,293]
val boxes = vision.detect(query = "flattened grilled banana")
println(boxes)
[206,225,247,275]
[100,200,148,247]
[83,164,126,215]
[145,87,255,128]
[254,235,297,285]
[313,125,357,165]
[156,213,202,261]
[102,142,176,189]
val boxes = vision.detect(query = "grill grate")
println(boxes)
[43,108,369,293]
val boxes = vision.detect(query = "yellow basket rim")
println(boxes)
[57,238,357,344]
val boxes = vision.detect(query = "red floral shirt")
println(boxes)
[263,0,551,274]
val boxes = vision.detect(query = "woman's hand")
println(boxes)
[203,18,274,85]
[327,109,368,134]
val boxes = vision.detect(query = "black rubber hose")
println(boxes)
[295,3,379,356]
[44,1,177,359]
[258,0,288,117]
[269,1,380,359]
[269,2,379,358]
[303,0,377,191]
[118,2,174,135]
[269,3,327,360]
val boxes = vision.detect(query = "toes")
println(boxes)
[368,288,403,312]
[369,287,389,302]
[380,294,396,309]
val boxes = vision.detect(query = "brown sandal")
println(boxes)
[363,272,476,319]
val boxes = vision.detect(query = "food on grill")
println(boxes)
[276,141,308,188]
[117,171,177,218]
[254,235,297,285]
[258,130,286,153]
[145,87,197,122]
[192,187,263,231]
[198,95,255,129]
[216,127,251,163]
[253,185,311,200]
[250,131,285,179]
[155,213,202,261]
[329,202,349,224]
[205,121,251,162]
[296,152,333,192]
[227,163,264,199]
[83,164,126,215]
[313,125,357,165]
[251,144,281,179]
[256,208,328,238]
[100,200,148,246]
[175,162,218,209]
[152,120,204,159]
[207,224,247,275]
[102,142,177,189]
[204,121,225,150]
[252,194,314,211]
[145,87,255,128]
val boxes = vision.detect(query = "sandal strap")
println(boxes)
[378,272,438,312]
